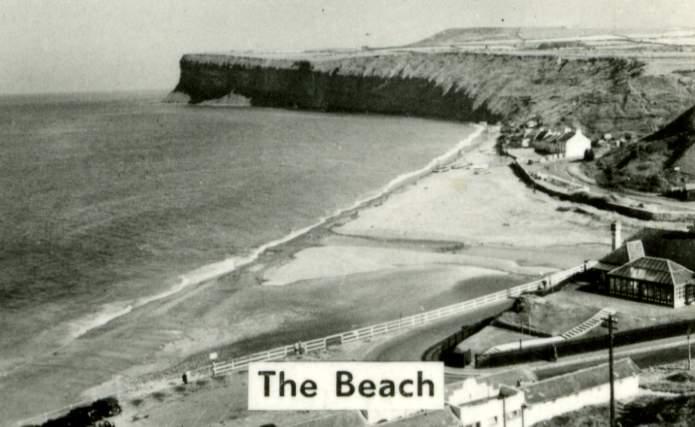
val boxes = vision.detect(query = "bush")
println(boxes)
[41,397,121,427]
[584,148,595,161]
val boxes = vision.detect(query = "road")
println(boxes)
[366,301,695,382]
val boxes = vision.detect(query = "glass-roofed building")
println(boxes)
[606,256,694,307]
[593,224,695,308]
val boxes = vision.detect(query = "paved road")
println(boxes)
[364,301,513,383]
[365,298,695,383]
[445,333,695,381]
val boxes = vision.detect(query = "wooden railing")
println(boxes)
[211,262,593,376]
[16,261,592,426]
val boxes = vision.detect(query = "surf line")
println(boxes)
[68,123,487,340]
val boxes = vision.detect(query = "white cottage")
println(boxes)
[522,359,640,426]
[446,370,536,427]
[563,128,592,160]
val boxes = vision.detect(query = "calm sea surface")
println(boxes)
[0,91,476,349]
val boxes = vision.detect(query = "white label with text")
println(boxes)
[248,362,445,411]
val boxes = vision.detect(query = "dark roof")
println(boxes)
[482,367,537,387]
[381,409,460,427]
[608,256,694,286]
[294,411,366,427]
[445,368,537,397]
[522,358,640,404]
[598,228,695,271]
[557,131,576,143]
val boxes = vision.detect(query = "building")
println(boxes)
[445,361,639,427]
[593,224,695,307]
[532,128,592,160]
[666,182,695,201]
[360,361,638,427]
[606,256,694,307]
[562,128,592,160]
[446,369,536,427]
[522,359,640,426]
[452,385,525,427]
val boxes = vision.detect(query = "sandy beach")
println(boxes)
[4,124,664,426]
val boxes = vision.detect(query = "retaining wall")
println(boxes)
[510,162,695,221]
[476,315,695,368]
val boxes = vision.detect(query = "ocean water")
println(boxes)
[0,91,477,353]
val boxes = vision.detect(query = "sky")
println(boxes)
[1,0,694,95]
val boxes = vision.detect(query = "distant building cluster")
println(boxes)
[500,118,592,161]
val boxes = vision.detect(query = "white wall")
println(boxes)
[447,377,500,406]
[457,391,525,427]
[564,129,591,159]
[524,376,639,426]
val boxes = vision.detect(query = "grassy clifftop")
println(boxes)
[173,50,694,138]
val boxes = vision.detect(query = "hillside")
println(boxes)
[594,105,695,192]
[170,50,694,138]
[169,27,695,195]
[410,27,612,47]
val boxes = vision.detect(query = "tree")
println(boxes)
[584,148,595,161]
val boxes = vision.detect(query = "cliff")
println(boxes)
[170,51,695,137]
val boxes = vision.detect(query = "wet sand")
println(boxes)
[4,125,654,425]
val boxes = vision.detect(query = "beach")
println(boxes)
[3,119,648,426]
[95,123,652,427]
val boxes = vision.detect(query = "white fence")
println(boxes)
[211,262,594,376]
[15,261,593,426]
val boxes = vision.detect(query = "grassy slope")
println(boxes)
[535,394,695,426]
[595,106,695,192]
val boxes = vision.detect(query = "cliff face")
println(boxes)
[171,52,695,137]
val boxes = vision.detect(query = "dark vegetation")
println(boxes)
[476,316,695,368]
[537,395,695,426]
[29,397,121,427]
[536,41,588,50]
[642,371,695,394]
[596,106,695,192]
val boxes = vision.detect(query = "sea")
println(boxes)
[0,91,478,361]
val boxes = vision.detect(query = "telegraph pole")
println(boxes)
[602,314,618,427]
[689,326,692,370]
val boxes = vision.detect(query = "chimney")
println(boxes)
[611,221,622,251]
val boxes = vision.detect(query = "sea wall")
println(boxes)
[509,161,695,221]
[170,51,695,137]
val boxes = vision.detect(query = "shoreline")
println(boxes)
[6,115,631,425]
[53,124,489,346]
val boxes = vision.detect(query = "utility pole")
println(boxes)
[602,314,618,427]
[689,326,692,370]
